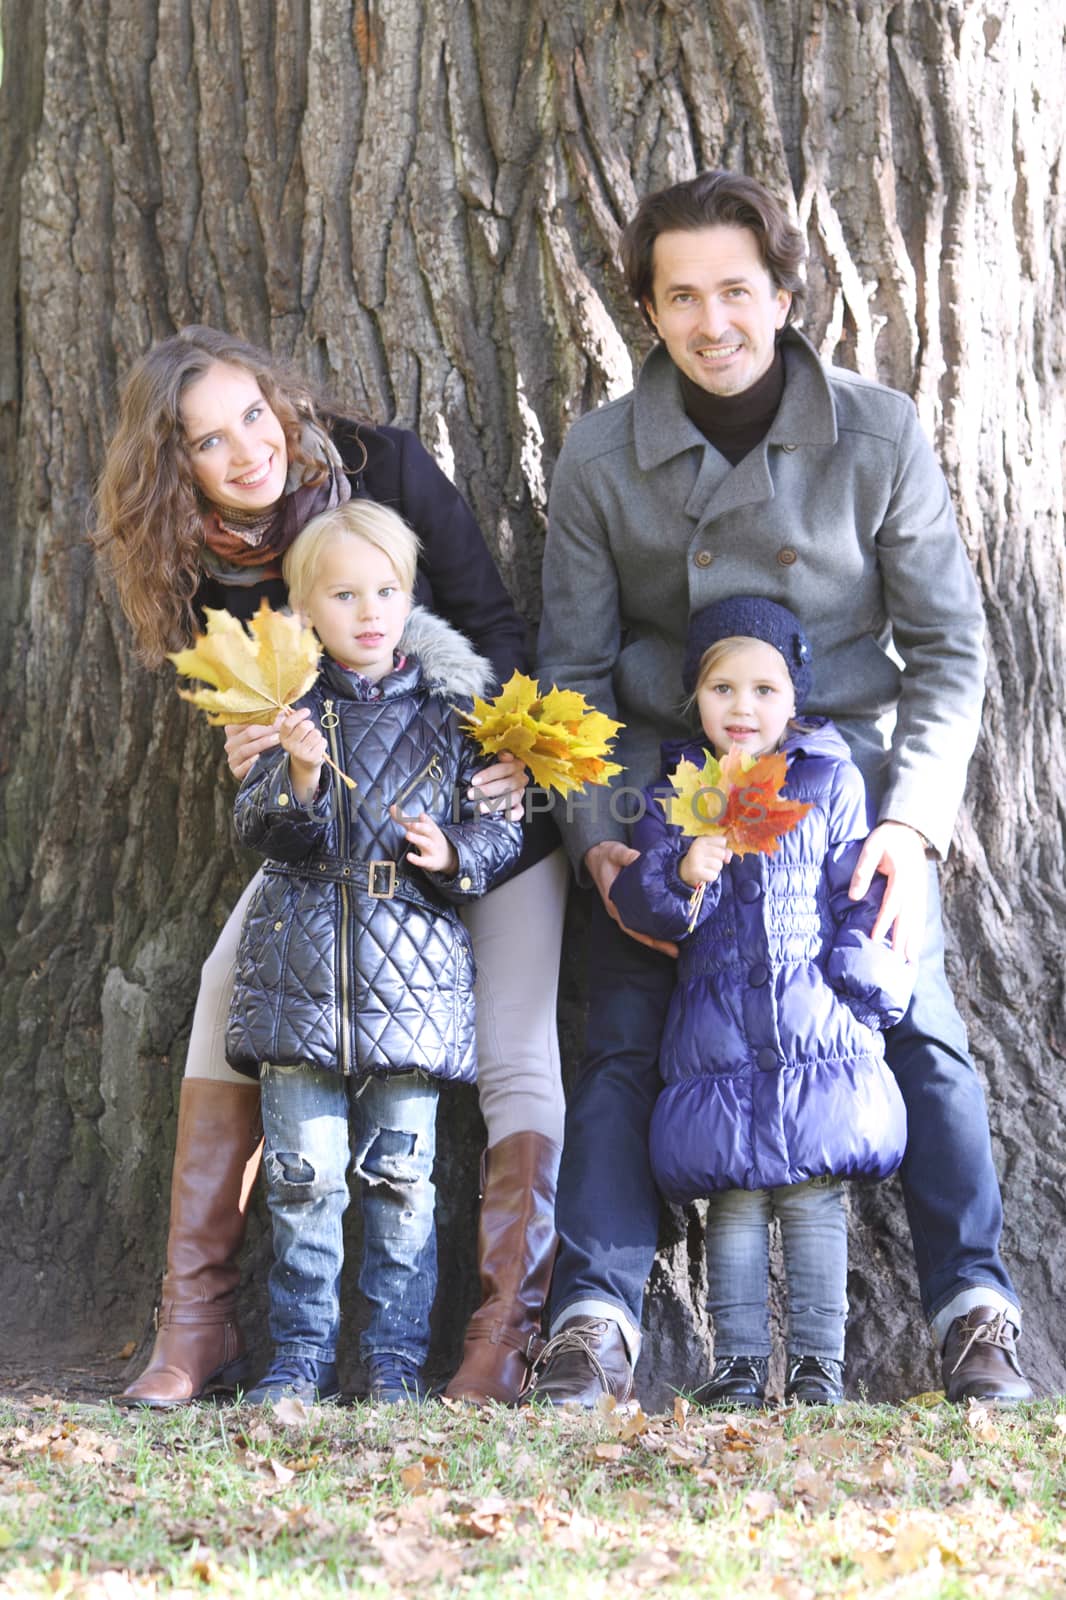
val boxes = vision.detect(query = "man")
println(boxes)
[533,170,1030,1406]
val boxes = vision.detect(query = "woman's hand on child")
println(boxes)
[391,806,459,876]
[679,835,733,889]
[469,751,528,822]
[224,721,280,781]
[274,708,326,805]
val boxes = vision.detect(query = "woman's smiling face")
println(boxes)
[180,361,289,511]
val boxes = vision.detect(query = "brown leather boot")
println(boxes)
[118,1078,263,1408]
[445,1132,560,1405]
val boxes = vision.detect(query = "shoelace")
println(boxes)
[713,1355,765,1379]
[258,1356,324,1388]
[948,1310,1018,1376]
[787,1355,840,1384]
[370,1355,421,1389]
[528,1320,611,1392]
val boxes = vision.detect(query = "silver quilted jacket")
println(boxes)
[225,609,523,1081]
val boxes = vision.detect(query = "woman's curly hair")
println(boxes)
[93,326,338,667]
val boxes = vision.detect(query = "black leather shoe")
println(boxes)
[526,1317,634,1408]
[691,1354,768,1410]
[941,1307,1032,1404]
[785,1353,845,1404]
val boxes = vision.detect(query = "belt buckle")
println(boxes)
[367,860,397,899]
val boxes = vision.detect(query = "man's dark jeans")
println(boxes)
[550,867,1018,1351]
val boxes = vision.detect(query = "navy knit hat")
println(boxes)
[682,595,813,706]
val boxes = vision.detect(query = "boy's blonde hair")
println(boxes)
[283,501,422,610]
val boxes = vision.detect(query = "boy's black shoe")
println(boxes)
[368,1353,428,1404]
[691,1354,768,1410]
[242,1354,340,1406]
[785,1353,845,1405]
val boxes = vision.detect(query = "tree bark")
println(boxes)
[1,0,1063,1404]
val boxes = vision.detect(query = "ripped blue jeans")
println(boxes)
[260,1065,439,1368]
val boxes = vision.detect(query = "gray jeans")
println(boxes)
[706,1177,848,1361]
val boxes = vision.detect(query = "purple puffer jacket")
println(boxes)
[610,719,912,1204]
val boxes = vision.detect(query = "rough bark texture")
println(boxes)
[1,0,1063,1406]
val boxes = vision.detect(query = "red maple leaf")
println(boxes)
[718,751,814,856]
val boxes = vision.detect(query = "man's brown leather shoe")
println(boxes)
[941,1306,1032,1404]
[526,1316,634,1407]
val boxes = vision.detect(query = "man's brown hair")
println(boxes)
[620,170,806,327]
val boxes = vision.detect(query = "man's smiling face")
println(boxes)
[644,224,792,398]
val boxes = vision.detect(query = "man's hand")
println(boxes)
[585,840,678,958]
[849,821,929,962]
[470,751,528,822]
[224,721,280,782]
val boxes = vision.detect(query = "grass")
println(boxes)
[1,1391,1065,1597]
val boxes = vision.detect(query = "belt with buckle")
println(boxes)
[266,855,442,913]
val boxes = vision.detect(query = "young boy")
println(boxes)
[225,501,522,1404]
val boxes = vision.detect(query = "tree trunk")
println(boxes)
[1,0,1063,1405]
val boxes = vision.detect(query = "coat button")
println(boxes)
[460,875,472,890]
[274,921,284,932]
[737,880,761,903]
[776,547,797,566]
[277,793,290,806]
[749,962,769,986]
[693,550,713,568]
[756,1047,778,1071]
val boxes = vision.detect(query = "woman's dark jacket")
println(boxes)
[225,610,523,1081]
[610,719,912,1204]
[196,419,556,880]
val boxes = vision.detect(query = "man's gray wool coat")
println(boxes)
[537,328,985,866]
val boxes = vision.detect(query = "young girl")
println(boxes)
[225,501,521,1403]
[610,596,912,1407]
[94,327,566,1408]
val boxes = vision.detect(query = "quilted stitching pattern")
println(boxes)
[226,653,520,1082]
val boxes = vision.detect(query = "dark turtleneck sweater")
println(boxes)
[679,347,786,466]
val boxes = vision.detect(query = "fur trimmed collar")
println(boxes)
[398,606,494,700]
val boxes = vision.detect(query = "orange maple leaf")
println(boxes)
[718,750,814,857]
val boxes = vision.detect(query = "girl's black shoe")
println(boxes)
[691,1354,768,1410]
[785,1353,845,1404]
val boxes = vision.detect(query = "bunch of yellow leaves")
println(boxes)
[661,746,813,931]
[459,672,624,796]
[168,601,355,788]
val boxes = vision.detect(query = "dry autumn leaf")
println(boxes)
[661,746,813,856]
[459,671,624,796]
[662,746,814,930]
[168,601,355,790]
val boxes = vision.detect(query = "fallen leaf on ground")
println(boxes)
[271,1396,309,1428]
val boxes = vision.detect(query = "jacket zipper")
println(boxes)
[393,749,446,815]
[323,700,353,1077]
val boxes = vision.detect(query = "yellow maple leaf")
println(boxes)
[460,671,624,796]
[169,601,356,789]
[169,601,321,725]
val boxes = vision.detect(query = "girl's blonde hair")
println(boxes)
[283,501,421,611]
[693,634,792,693]
[93,326,356,667]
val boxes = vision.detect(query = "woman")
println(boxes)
[94,325,567,1406]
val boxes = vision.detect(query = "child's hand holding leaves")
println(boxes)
[275,707,327,806]
[679,835,733,889]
